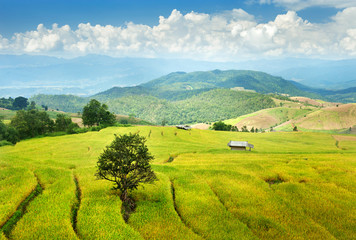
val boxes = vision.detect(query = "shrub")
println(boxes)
[0,140,13,147]
[66,123,80,134]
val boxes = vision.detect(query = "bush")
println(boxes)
[73,127,89,134]
[119,119,129,124]
[55,114,72,131]
[114,123,132,127]
[66,123,80,134]
[0,120,19,144]
[0,140,13,147]
[89,126,102,132]
[212,121,233,131]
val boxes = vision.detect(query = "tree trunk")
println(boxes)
[120,188,128,203]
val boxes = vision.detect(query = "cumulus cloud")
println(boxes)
[1,8,356,60]
[258,0,356,11]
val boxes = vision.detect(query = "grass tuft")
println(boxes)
[263,175,286,186]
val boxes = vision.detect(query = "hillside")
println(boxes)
[223,100,356,133]
[106,89,276,124]
[29,69,356,126]
[1,126,355,239]
[224,107,315,130]
[93,86,151,101]
[88,69,356,103]
[295,103,356,131]
[30,94,88,113]
[142,70,319,98]
[289,97,340,107]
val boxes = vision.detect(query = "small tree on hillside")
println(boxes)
[82,99,116,127]
[241,125,248,132]
[161,118,167,126]
[96,133,157,219]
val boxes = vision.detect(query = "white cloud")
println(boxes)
[0,35,9,50]
[258,0,356,11]
[1,8,356,60]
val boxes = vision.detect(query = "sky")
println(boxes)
[1,0,356,61]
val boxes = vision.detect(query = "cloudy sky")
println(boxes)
[1,0,356,61]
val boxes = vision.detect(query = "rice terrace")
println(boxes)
[2,0,356,239]
[0,125,355,239]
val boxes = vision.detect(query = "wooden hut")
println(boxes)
[176,125,192,130]
[227,141,254,151]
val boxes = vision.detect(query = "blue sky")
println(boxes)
[0,0,356,60]
[0,0,340,37]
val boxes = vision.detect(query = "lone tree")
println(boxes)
[96,133,157,217]
[82,99,116,127]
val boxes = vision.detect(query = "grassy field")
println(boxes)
[0,126,355,239]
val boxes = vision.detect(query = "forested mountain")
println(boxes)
[30,94,87,113]
[98,70,323,101]
[290,82,356,103]
[106,89,275,124]
[2,54,356,98]
[93,86,150,101]
[142,70,314,96]
[29,69,355,125]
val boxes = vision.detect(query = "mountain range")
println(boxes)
[1,54,356,98]
[30,70,356,125]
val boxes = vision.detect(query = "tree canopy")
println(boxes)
[0,120,19,144]
[55,113,72,131]
[96,133,157,203]
[82,99,116,127]
[212,121,238,131]
[12,97,29,110]
[10,109,54,139]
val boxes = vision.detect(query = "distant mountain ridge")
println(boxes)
[1,54,356,97]
[29,69,355,125]
[94,69,355,102]
[93,70,320,101]
[141,70,316,96]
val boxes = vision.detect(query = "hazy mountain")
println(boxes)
[1,54,356,98]
[141,70,317,97]
[0,54,238,97]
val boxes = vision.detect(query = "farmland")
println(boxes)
[0,126,355,239]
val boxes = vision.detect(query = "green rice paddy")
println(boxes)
[0,126,355,239]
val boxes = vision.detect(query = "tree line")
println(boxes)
[211,121,262,132]
[1,99,116,146]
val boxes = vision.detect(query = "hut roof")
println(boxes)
[176,125,192,130]
[227,141,254,148]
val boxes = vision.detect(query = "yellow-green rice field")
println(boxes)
[0,126,355,239]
